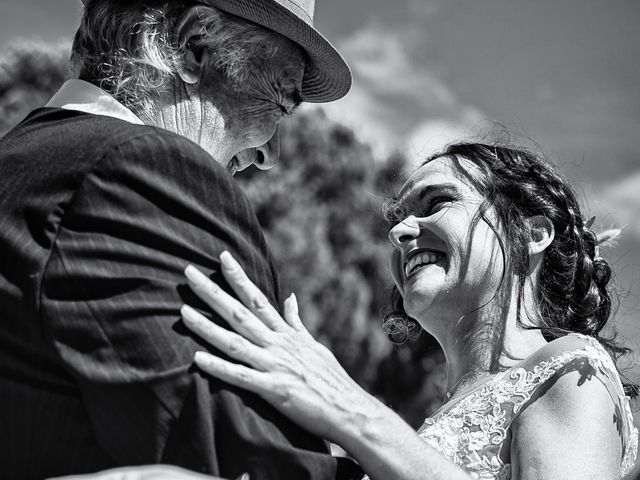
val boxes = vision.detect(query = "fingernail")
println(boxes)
[238,474,250,480]
[180,304,199,323]
[185,264,206,284]
[194,351,209,364]
[290,293,299,315]
[283,295,293,315]
[220,251,239,269]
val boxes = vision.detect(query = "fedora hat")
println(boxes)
[80,0,352,103]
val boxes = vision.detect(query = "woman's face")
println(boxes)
[388,156,505,330]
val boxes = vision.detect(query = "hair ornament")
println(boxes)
[593,226,623,261]
[595,227,623,247]
[584,216,596,230]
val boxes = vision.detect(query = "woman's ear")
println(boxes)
[174,6,213,85]
[527,215,555,256]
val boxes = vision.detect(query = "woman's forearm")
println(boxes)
[337,394,473,480]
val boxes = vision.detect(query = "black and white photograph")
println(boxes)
[1,1,639,479]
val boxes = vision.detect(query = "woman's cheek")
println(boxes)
[466,229,505,290]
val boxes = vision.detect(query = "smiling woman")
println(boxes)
[181,142,638,480]
[385,144,631,366]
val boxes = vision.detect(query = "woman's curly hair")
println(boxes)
[383,142,637,397]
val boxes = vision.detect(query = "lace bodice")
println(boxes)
[414,334,638,479]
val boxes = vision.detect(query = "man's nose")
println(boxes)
[388,216,421,249]
[254,126,280,170]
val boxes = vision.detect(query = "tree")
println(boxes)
[0,41,70,136]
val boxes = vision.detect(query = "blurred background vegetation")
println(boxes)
[0,41,447,428]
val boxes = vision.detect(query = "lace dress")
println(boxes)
[412,334,638,479]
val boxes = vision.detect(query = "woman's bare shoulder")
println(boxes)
[510,363,623,479]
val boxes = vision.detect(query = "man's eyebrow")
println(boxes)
[397,182,459,205]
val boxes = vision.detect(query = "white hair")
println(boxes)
[71,1,298,109]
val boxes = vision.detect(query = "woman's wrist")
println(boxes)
[336,391,404,457]
[337,396,440,480]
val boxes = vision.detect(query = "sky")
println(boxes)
[1,0,639,352]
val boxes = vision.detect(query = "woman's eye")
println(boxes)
[382,194,457,224]
[417,195,455,217]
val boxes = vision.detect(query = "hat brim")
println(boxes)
[203,0,352,103]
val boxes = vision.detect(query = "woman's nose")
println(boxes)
[388,216,421,249]
[254,127,280,170]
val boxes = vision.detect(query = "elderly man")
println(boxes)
[0,1,353,479]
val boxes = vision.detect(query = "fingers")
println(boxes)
[219,251,288,332]
[181,305,273,370]
[185,265,273,345]
[194,350,270,395]
[283,293,306,331]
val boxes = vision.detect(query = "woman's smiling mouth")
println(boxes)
[404,249,446,279]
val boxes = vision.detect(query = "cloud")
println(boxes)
[320,19,486,163]
[404,120,476,165]
[589,171,640,242]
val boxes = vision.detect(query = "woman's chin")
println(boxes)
[402,288,440,319]
[403,266,445,294]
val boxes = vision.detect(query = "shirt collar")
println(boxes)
[46,79,144,125]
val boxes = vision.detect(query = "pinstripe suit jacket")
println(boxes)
[0,108,338,480]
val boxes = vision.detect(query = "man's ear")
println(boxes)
[175,6,213,85]
[527,215,555,256]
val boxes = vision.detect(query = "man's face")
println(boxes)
[199,37,306,174]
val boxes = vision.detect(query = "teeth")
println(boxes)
[404,252,441,277]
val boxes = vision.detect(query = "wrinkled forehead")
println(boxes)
[397,155,485,203]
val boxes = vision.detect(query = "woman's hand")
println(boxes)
[181,251,378,444]
[181,253,477,480]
